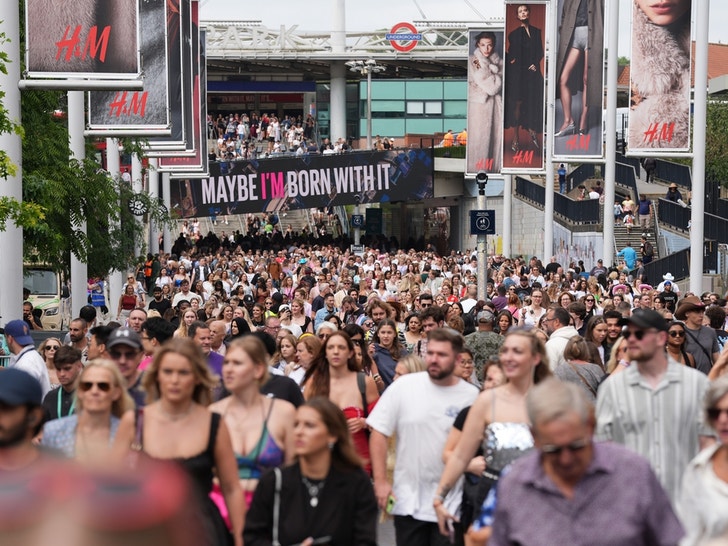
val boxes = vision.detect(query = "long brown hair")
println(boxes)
[302,332,358,398]
[302,397,364,470]
[373,319,404,360]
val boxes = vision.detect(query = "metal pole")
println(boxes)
[148,158,160,255]
[502,174,512,257]
[602,0,619,266]
[0,4,23,326]
[477,181,487,301]
[106,138,123,312]
[162,172,172,253]
[68,90,87,320]
[543,1,558,260]
[366,69,372,150]
[690,0,709,294]
[132,154,144,258]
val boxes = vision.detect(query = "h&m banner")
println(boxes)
[25,0,140,79]
[465,28,505,175]
[170,150,434,219]
[502,2,547,172]
[628,0,692,153]
[87,0,170,135]
[552,0,605,160]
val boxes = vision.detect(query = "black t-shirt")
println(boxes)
[42,387,76,422]
[261,375,305,408]
[148,298,171,316]
[661,291,678,312]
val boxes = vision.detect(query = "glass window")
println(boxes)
[406,101,424,115]
[444,101,467,118]
[371,100,405,112]
[424,102,442,115]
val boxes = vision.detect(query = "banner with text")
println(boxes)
[25,0,140,79]
[552,0,605,160]
[628,0,692,153]
[170,150,434,218]
[87,0,170,134]
[465,28,505,175]
[502,1,547,172]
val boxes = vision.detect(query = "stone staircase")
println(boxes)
[613,213,659,266]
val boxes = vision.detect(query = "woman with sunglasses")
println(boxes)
[39,337,63,389]
[678,375,728,545]
[42,359,134,462]
[117,338,244,546]
[665,321,696,368]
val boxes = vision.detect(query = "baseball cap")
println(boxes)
[243,294,255,305]
[0,368,43,406]
[619,309,668,332]
[106,327,143,351]
[3,320,34,346]
[477,310,495,323]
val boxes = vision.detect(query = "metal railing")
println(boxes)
[566,164,596,194]
[637,241,718,284]
[657,198,691,233]
[515,177,600,224]
[655,159,692,188]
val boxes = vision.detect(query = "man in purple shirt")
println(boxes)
[488,379,683,546]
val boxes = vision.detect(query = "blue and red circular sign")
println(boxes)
[386,22,422,52]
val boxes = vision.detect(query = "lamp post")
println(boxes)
[346,59,385,245]
[476,171,488,302]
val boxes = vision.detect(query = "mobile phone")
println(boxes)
[385,494,396,514]
[446,519,455,544]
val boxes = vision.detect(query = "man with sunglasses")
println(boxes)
[596,309,714,505]
[107,327,145,408]
[489,379,683,545]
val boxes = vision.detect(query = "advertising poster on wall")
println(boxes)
[552,0,605,160]
[25,0,140,79]
[465,28,505,175]
[169,149,434,219]
[501,1,547,172]
[87,0,170,135]
[628,0,692,153]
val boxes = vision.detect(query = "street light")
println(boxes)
[346,59,386,149]
[475,171,488,302]
[346,59,385,245]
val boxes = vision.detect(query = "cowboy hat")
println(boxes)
[662,273,675,282]
[674,296,706,321]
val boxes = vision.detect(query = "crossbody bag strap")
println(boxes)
[356,372,368,418]
[683,328,712,366]
[567,361,597,397]
[272,467,282,546]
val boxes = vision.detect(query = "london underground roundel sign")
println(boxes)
[386,22,422,53]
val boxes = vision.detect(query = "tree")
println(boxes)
[705,101,728,185]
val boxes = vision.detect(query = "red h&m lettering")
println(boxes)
[108,92,149,118]
[55,25,111,64]
[475,158,494,171]
[513,150,534,165]
[643,122,675,144]
[566,134,591,151]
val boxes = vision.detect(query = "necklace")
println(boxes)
[301,475,326,507]
[159,403,194,421]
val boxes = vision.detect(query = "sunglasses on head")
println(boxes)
[79,381,111,392]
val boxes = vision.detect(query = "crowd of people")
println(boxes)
[2,236,728,545]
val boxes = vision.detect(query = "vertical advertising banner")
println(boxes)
[25,0,140,79]
[628,0,692,153]
[466,29,505,175]
[552,0,605,159]
[87,0,171,134]
[502,2,547,172]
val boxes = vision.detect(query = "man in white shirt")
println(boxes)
[172,279,203,308]
[3,320,52,396]
[368,328,478,546]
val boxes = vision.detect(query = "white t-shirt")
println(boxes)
[10,345,52,397]
[366,372,478,522]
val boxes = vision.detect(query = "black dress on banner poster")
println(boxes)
[503,3,546,171]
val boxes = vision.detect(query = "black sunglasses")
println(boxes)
[668,330,685,338]
[540,438,590,456]
[622,328,657,340]
[707,408,728,420]
[79,381,112,392]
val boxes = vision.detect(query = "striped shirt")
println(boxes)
[595,358,712,505]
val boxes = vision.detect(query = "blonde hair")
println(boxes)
[77,359,135,417]
[397,354,427,374]
[143,338,218,406]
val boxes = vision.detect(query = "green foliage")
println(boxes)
[706,102,728,185]
[618,56,630,66]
